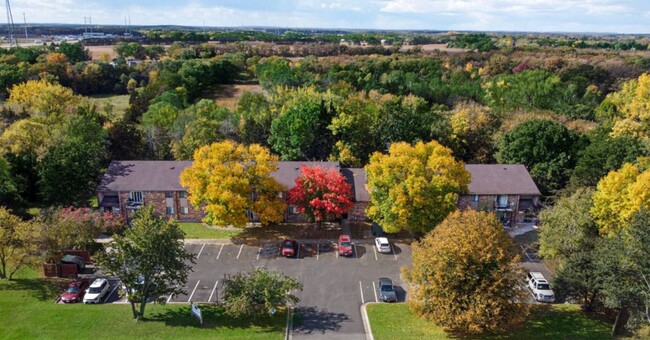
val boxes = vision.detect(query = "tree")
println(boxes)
[8,80,80,117]
[607,73,650,142]
[591,161,650,236]
[495,119,583,195]
[222,268,302,317]
[95,205,195,320]
[179,141,287,227]
[485,69,564,111]
[365,140,470,234]
[57,41,90,63]
[0,207,40,280]
[403,210,527,334]
[287,166,353,228]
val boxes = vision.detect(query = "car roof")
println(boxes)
[378,277,392,284]
[339,235,351,241]
[529,272,546,279]
[90,278,107,287]
[376,237,389,243]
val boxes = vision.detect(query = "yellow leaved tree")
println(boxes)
[365,140,470,234]
[403,209,528,334]
[591,159,650,236]
[180,141,286,227]
[8,79,80,117]
[608,73,650,141]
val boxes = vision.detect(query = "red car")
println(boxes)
[60,279,89,303]
[280,239,297,257]
[338,235,353,257]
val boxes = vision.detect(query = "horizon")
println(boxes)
[4,1,650,35]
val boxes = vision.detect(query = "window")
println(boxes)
[166,206,175,214]
[471,195,479,202]
[129,191,143,202]
[179,191,188,198]
[497,195,508,207]
[165,191,174,198]
[289,205,298,214]
[181,206,189,214]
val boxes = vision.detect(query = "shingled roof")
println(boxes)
[465,164,541,196]
[341,168,369,202]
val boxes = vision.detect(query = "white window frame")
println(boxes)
[129,191,143,202]
[166,206,175,215]
[471,195,479,202]
[181,206,189,215]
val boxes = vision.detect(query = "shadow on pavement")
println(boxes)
[354,245,367,258]
[293,306,351,335]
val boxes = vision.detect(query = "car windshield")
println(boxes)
[380,284,393,292]
[88,287,102,294]
[341,242,351,247]
[283,243,293,249]
[380,243,389,247]
[65,286,79,293]
[538,283,551,290]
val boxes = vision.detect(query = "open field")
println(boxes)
[87,94,130,122]
[212,84,266,111]
[0,268,285,339]
[86,45,118,61]
[367,303,613,340]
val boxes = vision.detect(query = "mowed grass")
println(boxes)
[87,94,130,122]
[0,268,285,339]
[367,303,613,340]
[178,222,242,239]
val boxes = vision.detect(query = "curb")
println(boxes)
[360,302,375,340]
[285,305,294,340]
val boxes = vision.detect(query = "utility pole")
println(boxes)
[22,12,27,43]
[5,0,16,47]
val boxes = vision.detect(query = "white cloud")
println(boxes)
[378,0,632,15]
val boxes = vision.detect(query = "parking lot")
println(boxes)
[172,240,411,339]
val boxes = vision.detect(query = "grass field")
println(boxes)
[178,223,243,239]
[87,94,130,122]
[0,268,285,339]
[367,303,613,340]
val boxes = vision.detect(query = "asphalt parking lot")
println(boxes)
[174,240,412,339]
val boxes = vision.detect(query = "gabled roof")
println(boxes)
[97,160,341,192]
[465,164,541,196]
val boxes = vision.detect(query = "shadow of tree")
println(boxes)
[146,304,285,333]
[392,243,403,255]
[0,278,69,302]
[292,306,351,335]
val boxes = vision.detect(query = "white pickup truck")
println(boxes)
[527,271,555,303]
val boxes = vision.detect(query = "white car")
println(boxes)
[375,237,391,253]
[527,272,555,303]
[83,278,110,304]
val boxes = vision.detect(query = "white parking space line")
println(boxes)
[372,281,378,303]
[359,281,365,304]
[188,280,200,302]
[520,245,533,261]
[256,245,262,260]
[208,280,219,302]
[106,282,120,302]
[353,243,357,258]
[373,245,378,261]
[216,244,224,260]
[393,247,398,261]
[236,244,244,259]
[196,243,206,260]
[166,284,178,303]
[317,243,319,260]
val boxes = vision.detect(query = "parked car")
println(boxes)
[374,237,391,253]
[83,278,110,304]
[279,239,298,257]
[61,254,86,271]
[377,277,397,302]
[338,235,353,257]
[527,272,555,302]
[60,279,89,303]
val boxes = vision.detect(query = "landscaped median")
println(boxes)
[0,269,285,339]
[178,222,242,239]
[366,303,613,340]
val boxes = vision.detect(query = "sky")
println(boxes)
[9,0,650,34]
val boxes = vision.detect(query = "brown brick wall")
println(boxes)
[348,202,369,221]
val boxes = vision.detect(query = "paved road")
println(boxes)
[174,240,411,339]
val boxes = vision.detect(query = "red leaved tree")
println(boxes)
[288,165,353,228]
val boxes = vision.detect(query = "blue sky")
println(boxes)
[12,0,650,33]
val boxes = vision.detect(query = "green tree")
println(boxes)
[365,140,470,234]
[56,41,90,63]
[95,205,195,320]
[236,91,274,147]
[179,141,287,227]
[0,207,40,280]
[403,210,527,334]
[485,69,564,111]
[495,119,583,195]
[222,268,302,317]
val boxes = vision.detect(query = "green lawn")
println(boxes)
[179,223,242,239]
[87,94,130,122]
[367,303,613,340]
[0,268,285,339]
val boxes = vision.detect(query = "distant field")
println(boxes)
[400,44,468,53]
[86,45,118,60]
[213,84,266,111]
[87,94,130,121]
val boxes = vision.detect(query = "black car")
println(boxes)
[378,277,397,302]
[61,254,86,271]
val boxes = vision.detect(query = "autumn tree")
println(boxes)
[365,140,470,234]
[8,80,80,117]
[95,205,195,320]
[607,73,650,142]
[180,141,286,227]
[591,160,650,236]
[403,210,527,334]
[0,207,40,280]
[287,165,353,228]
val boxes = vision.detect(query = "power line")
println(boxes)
[5,0,16,47]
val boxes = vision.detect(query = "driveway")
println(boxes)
[174,240,412,339]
